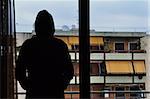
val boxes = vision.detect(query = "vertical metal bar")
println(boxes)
[1,0,8,98]
[75,75,77,84]
[0,0,2,97]
[12,0,17,98]
[2,0,6,98]
[75,50,77,61]
[79,0,90,98]
[0,0,15,98]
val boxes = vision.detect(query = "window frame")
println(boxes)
[114,42,125,51]
[128,42,138,50]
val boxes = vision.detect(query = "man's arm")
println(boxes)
[63,43,74,89]
[16,40,29,90]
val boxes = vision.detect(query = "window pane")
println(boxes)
[130,86,141,97]
[90,63,99,75]
[15,0,79,98]
[130,43,138,50]
[90,0,148,99]
[116,87,125,98]
[115,43,124,50]
[18,95,26,99]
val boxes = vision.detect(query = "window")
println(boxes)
[99,62,106,75]
[90,45,99,50]
[71,45,79,50]
[130,86,141,98]
[90,63,99,75]
[115,42,124,50]
[90,85,104,98]
[13,0,148,99]
[90,45,104,51]
[15,0,79,98]
[129,43,138,50]
[116,87,125,98]
[73,63,79,75]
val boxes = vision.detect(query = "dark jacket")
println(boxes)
[16,36,74,98]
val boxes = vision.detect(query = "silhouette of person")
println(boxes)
[16,10,74,99]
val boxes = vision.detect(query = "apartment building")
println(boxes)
[16,30,147,99]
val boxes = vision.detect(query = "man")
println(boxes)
[16,10,74,99]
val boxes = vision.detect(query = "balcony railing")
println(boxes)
[69,50,146,61]
[69,75,145,84]
[15,49,147,99]
[15,90,150,99]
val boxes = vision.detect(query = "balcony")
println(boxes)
[15,49,147,99]
[69,50,146,61]
[69,75,145,84]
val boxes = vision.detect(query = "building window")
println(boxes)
[116,87,125,98]
[90,45,104,51]
[90,85,105,98]
[130,86,141,98]
[73,63,79,75]
[90,45,99,50]
[115,42,124,50]
[99,62,106,75]
[71,45,79,50]
[129,43,138,50]
[90,63,99,75]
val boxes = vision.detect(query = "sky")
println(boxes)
[15,0,149,32]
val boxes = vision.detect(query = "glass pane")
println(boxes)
[130,43,138,50]
[17,81,26,93]
[15,0,79,98]
[115,43,124,50]
[18,95,26,99]
[90,0,148,99]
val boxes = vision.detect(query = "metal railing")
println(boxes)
[15,49,148,99]
[69,50,146,61]
[15,90,150,99]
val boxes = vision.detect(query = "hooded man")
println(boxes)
[16,10,74,99]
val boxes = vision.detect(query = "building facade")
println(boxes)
[16,30,148,99]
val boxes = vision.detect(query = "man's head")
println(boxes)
[35,10,55,37]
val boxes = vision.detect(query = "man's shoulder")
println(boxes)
[53,37,67,47]
[21,36,37,47]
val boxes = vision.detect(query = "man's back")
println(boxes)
[16,9,74,99]
[16,36,74,98]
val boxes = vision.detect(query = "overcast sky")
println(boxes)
[15,0,149,32]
